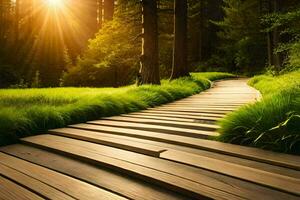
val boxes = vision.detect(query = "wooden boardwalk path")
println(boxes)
[1,79,300,200]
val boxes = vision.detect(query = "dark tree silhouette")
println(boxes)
[139,0,160,85]
[170,0,189,80]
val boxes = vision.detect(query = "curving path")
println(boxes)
[0,79,299,200]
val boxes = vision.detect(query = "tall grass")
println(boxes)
[0,72,234,146]
[218,71,300,155]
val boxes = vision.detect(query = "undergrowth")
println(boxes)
[0,72,234,146]
[218,71,300,155]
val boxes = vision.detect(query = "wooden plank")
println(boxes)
[68,123,300,170]
[48,128,300,179]
[149,107,231,114]
[69,123,219,139]
[0,176,44,200]
[21,135,297,200]
[1,144,188,200]
[0,163,75,200]
[128,112,221,122]
[123,113,216,123]
[160,150,300,196]
[0,153,126,200]
[49,129,166,157]
[158,105,237,110]
[87,119,218,134]
[162,104,240,108]
[101,115,219,130]
[141,110,226,118]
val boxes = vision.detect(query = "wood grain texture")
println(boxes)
[98,116,219,130]
[21,135,297,200]
[0,153,126,200]
[1,144,188,200]
[87,119,218,134]
[161,150,300,196]
[0,176,44,200]
[49,128,166,156]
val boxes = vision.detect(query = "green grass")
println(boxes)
[218,71,300,155]
[0,72,234,146]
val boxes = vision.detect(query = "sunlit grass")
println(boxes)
[218,71,300,155]
[0,72,234,146]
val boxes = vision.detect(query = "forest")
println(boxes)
[0,0,299,88]
[0,0,300,155]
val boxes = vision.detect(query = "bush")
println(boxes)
[218,71,300,155]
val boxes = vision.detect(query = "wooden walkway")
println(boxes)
[1,79,300,200]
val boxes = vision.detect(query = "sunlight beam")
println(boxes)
[45,0,64,8]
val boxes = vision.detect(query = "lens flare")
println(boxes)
[45,0,64,8]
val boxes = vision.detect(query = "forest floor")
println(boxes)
[0,72,234,146]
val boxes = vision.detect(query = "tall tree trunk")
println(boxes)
[14,0,20,42]
[139,0,160,85]
[89,0,98,35]
[104,0,114,22]
[98,0,103,29]
[272,0,281,70]
[198,0,204,61]
[261,0,274,66]
[267,32,273,66]
[0,0,4,43]
[170,0,189,80]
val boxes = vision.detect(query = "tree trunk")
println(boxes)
[14,0,19,42]
[272,0,281,70]
[98,0,103,29]
[267,32,273,66]
[139,0,160,85]
[170,0,189,80]
[198,0,204,61]
[0,0,4,45]
[261,0,274,66]
[89,0,98,34]
[104,0,114,21]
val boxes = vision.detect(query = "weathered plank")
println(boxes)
[67,123,300,170]
[21,135,297,200]
[69,123,219,139]
[0,176,44,200]
[49,128,300,179]
[140,110,226,118]
[127,112,221,122]
[87,119,218,133]
[100,115,219,130]
[160,150,300,196]
[149,107,231,114]
[49,128,166,156]
[0,153,126,200]
[0,162,75,200]
[1,144,188,200]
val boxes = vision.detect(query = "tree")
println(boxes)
[170,0,189,79]
[98,0,103,28]
[139,0,160,85]
[104,0,114,21]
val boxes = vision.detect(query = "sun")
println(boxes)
[45,0,64,8]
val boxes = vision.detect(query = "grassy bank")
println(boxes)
[0,72,234,146]
[218,71,300,155]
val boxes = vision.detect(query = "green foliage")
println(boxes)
[262,6,300,73]
[0,72,234,146]
[218,71,300,155]
[212,0,266,73]
[63,20,140,87]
